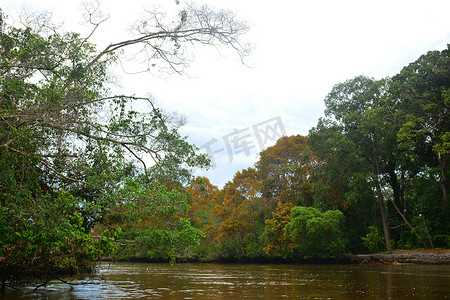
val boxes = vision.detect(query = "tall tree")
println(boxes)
[319,75,394,251]
[0,3,249,285]
[212,168,265,259]
[308,119,358,211]
[392,45,450,209]
[185,177,220,260]
[309,118,379,252]
[256,135,316,206]
[187,177,219,228]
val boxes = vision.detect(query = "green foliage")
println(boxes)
[0,191,118,279]
[112,181,206,262]
[285,206,346,259]
[392,45,450,208]
[361,226,384,253]
[117,218,204,264]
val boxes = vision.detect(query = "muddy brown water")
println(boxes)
[2,262,450,299]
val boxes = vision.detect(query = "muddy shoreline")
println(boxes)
[352,253,450,265]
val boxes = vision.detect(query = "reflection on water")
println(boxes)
[2,262,450,299]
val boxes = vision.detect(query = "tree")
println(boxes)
[308,118,377,252]
[256,135,316,206]
[308,119,359,211]
[263,201,294,258]
[392,45,450,209]
[104,181,205,263]
[389,46,450,247]
[211,168,266,259]
[184,177,220,260]
[284,206,346,259]
[0,3,249,285]
[187,177,219,228]
[320,75,395,251]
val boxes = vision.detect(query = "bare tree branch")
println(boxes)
[80,0,110,46]
[87,3,250,73]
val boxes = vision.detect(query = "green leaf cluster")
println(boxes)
[285,206,346,259]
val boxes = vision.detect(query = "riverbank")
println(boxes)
[113,249,450,265]
[352,249,450,265]
[115,255,354,265]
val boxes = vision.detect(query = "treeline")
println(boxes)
[152,45,449,262]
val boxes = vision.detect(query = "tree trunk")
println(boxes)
[374,176,392,252]
[437,152,448,209]
[372,155,391,252]
[388,195,430,248]
[387,160,401,205]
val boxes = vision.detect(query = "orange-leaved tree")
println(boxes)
[263,201,294,258]
[256,135,317,206]
[187,177,219,228]
[211,168,267,258]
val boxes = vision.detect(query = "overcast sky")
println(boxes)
[3,0,450,187]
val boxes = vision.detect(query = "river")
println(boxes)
[2,262,450,299]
